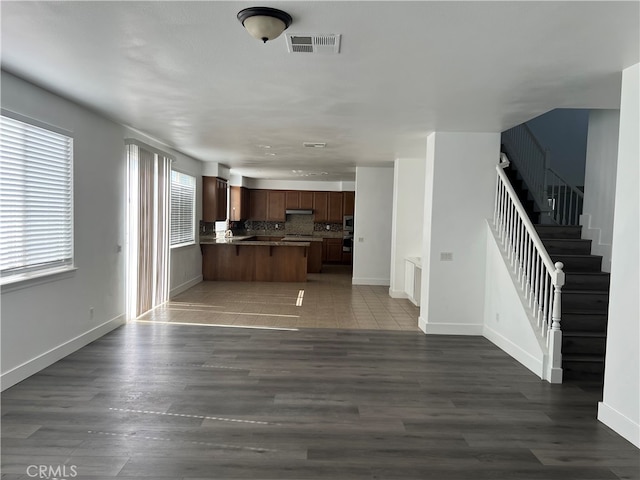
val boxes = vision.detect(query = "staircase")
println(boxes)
[503,163,609,387]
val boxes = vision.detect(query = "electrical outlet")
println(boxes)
[89,307,94,320]
[495,313,500,322]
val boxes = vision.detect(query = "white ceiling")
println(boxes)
[1,1,638,181]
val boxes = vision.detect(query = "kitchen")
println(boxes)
[199,178,355,281]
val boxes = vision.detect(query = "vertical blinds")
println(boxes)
[0,114,73,280]
[170,170,195,246]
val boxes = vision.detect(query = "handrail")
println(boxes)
[523,123,547,155]
[546,168,584,226]
[494,153,564,383]
[496,154,558,274]
[547,167,584,199]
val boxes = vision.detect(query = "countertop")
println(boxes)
[280,236,324,242]
[199,236,310,247]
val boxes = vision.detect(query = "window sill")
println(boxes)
[1,266,78,294]
[170,241,196,250]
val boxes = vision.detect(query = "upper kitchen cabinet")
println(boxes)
[328,192,343,222]
[203,176,228,222]
[285,191,300,209]
[249,189,267,221]
[343,191,355,216]
[229,186,250,221]
[267,190,286,222]
[299,191,314,209]
[313,192,329,222]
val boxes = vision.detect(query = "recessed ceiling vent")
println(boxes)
[286,34,341,54]
[303,142,326,148]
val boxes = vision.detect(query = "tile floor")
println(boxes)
[138,265,420,331]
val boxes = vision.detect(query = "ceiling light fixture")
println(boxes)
[237,7,292,44]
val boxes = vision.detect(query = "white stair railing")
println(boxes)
[502,123,584,226]
[494,154,564,383]
[546,168,584,226]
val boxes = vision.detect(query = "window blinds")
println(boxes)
[170,170,196,247]
[0,114,73,281]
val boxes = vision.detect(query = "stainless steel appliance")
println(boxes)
[343,215,354,231]
[342,233,353,252]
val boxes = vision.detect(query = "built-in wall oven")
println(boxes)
[343,215,354,232]
[343,233,353,253]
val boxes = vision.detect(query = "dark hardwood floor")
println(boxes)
[2,322,638,479]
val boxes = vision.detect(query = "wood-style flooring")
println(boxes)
[2,325,638,479]
[2,271,638,479]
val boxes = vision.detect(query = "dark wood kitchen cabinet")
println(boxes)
[229,186,250,221]
[267,190,286,221]
[343,191,355,216]
[313,192,329,222]
[203,176,228,222]
[299,191,314,209]
[328,192,343,222]
[323,238,343,263]
[249,189,267,221]
[285,191,300,209]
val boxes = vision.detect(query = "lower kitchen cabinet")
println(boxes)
[323,238,343,263]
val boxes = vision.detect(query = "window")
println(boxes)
[170,170,196,247]
[0,112,74,284]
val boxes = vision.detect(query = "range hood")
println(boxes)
[285,209,313,215]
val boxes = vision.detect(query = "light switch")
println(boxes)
[440,252,453,261]
[358,237,364,242]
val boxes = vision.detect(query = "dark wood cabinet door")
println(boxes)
[323,238,343,262]
[203,176,227,222]
[343,191,355,216]
[249,189,267,221]
[328,192,343,222]
[267,191,286,221]
[299,191,314,209]
[230,186,249,221]
[313,192,328,222]
[285,191,300,209]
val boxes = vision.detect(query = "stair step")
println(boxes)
[562,354,605,381]
[564,272,610,291]
[535,225,582,239]
[562,332,607,355]
[541,238,592,255]
[561,312,608,333]
[551,254,602,272]
[562,290,609,313]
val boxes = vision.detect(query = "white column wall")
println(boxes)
[419,132,500,335]
[352,166,394,285]
[390,157,426,298]
[598,63,640,448]
[581,109,620,272]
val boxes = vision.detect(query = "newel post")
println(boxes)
[546,262,565,383]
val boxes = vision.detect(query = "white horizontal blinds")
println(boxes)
[0,114,73,280]
[170,170,196,246]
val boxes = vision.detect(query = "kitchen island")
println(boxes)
[200,236,310,282]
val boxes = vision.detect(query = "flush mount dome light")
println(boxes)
[237,7,292,43]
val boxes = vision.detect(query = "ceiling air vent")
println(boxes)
[286,34,341,54]
[303,142,326,148]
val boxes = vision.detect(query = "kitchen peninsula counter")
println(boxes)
[200,236,310,282]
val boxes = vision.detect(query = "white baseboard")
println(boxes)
[418,317,483,335]
[388,288,407,299]
[598,402,640,448]
[352,277,390,286]
[170,275,203,298]
[483,324,544,379]
[1,315,125,391]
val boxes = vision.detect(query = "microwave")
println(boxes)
[343,215,354,231]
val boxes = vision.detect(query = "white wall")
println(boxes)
[419,132,500,335]
[241,178,354,192]
[0,72,206,389]
[1,72,127,389]
[352,166,394,285]
[483,223,546,377]
[390,157,426,298]
[598,63,640,448]
[580,109,620,272]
